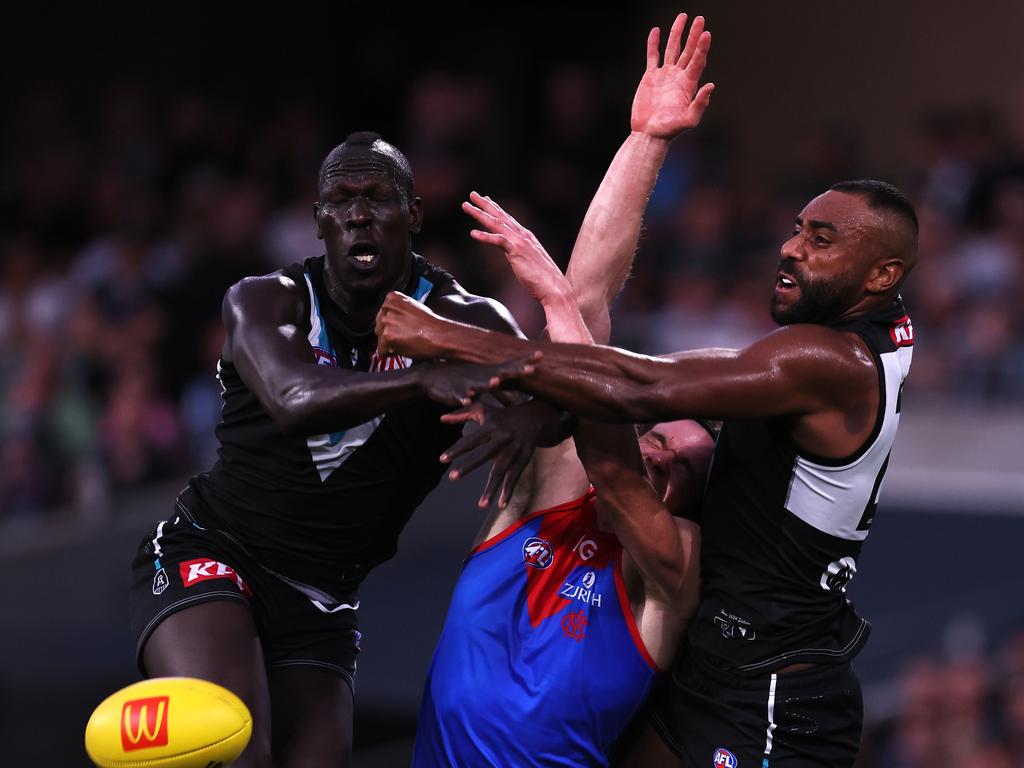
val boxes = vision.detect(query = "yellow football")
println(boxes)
[85,677,252,768]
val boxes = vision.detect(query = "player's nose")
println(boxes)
[779,234,804,261]
[346,198,373,229]
[645,449,671,471]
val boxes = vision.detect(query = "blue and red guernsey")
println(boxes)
[413,489,659,767]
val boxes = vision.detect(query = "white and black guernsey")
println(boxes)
[187,254,461,594]
[689,299,914,674]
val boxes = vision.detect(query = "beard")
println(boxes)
[770,265,853,326]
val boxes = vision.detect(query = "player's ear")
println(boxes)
[409,196,423,235]
[313,202,323,240]
[866,257,903,294]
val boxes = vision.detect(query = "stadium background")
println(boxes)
[1,2,1022,766]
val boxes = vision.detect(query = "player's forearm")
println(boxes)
[266,364,429,436]
[566,132,670,311]
[539,286,594,346]
[575,420,690,602]
[428,320,680,421]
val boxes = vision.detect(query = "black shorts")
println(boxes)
[129,489,361,693]
[649,648,863,767]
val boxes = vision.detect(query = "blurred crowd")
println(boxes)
[859,628,1024,768]
[1,70,1023,522]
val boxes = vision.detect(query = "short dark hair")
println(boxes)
[635,420,721,441]
[830,179,919,237]
[318,132,415,203]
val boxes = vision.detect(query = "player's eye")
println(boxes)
[815,235,831,246]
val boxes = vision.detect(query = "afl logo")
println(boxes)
[713,747,738,767]
[523,537,554,569]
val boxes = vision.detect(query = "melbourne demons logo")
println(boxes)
[523,537,554,569]
[561,609,588,641]
[713,747,739,767]
[889,315,914,347]
[121,696,169,751]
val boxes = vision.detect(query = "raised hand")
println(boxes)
[462,191,569,306]
[630,12,714,140]
[439,400,541,509]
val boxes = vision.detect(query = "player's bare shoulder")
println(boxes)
[222,270,305,359]
[428,280,524,338]
[754,323,878,408]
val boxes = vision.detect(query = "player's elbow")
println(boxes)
[266,382,315,436]
[582,458,636,494]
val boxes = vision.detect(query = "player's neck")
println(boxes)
[837,293,898,323]
[323,255,415,334]
[323,282,379,334]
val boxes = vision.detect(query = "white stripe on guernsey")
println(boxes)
[306,419,384,481]
[151,520,168,557]
[298,271,440,482]
[764,673,778,760]
[303,273,323,348]
[300,271,384,481]
[312,600,361,614]
[784,346,912,542]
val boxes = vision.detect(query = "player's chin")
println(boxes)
[770,297,798,326]
[345,271,392,298]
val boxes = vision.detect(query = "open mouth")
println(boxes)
[776,272,799,291]
[349,242,379,265]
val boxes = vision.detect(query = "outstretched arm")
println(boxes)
[375,291,876,425]
[224,274,535,436]
[462,14,713,345]
[568,13,713,341]
[469,216,705,613]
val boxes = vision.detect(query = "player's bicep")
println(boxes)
[223,276,316,413]
[639,329,868,420]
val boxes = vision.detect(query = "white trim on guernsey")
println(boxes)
[269,567,361,614]
[151,519,169,556]
[763,672,778,764]
[301,272,383,482]
[784,345,913,542]
[305,424,384,482]
[312,600,361,614]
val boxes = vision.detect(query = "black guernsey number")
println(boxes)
[857,451,891,531]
